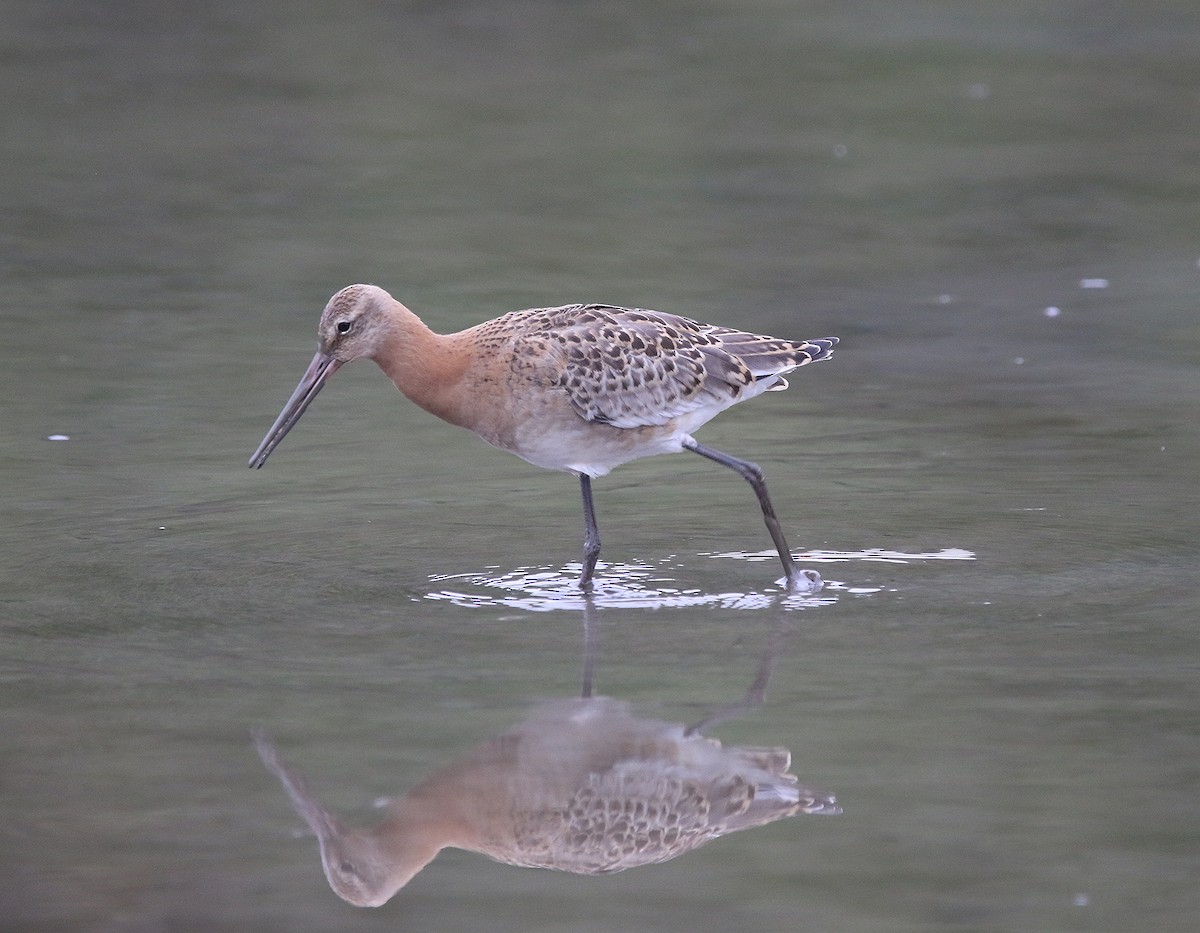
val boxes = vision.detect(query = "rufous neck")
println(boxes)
[370,302,470,421]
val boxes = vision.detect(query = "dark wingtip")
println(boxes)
[811,337,839,362]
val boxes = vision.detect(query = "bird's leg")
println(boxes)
[683,439,818,592]
[578,474,602,592]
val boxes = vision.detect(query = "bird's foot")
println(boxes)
[782,568,823,594]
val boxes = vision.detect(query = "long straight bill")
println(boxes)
[248,350,342,468]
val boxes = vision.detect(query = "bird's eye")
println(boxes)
[336,320,352,335]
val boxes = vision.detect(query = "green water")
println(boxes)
[2,1,1198,930]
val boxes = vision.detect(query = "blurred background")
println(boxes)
[2,1,1198,930]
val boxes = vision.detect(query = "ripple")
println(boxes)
[707,547,976,564]
[425,560,829,611]
[417,546,979,612]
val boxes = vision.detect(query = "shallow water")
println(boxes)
[3,1,1199,931]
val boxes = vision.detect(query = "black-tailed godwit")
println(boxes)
[248,285,837,591]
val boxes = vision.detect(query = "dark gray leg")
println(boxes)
[578,474,601,591]
[683,438,809,591]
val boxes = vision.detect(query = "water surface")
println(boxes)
[2,2,1198,931]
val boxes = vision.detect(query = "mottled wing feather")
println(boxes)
[555,305,741,428]
[506,304,836,430]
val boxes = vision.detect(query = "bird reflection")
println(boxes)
[255,610,838,907]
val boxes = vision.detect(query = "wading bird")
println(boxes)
[248,285,837,591]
